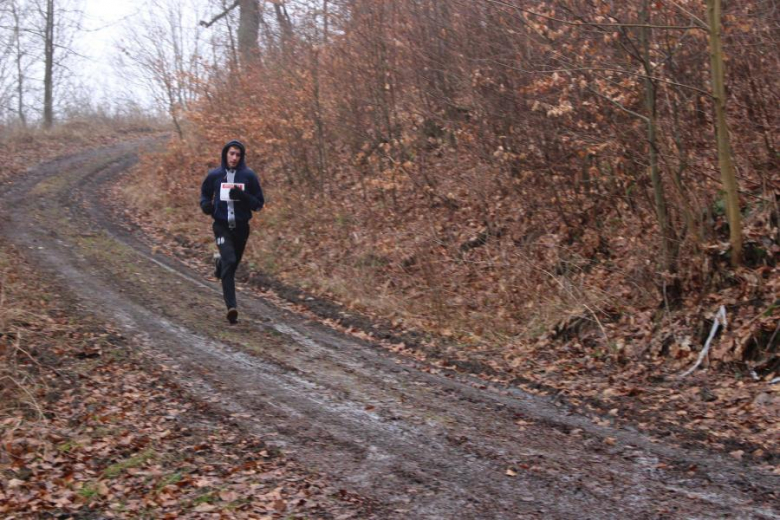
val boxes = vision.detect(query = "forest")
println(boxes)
[135,0,778,370]
[1,0,778,517]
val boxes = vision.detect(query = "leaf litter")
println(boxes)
[0,132,371,518]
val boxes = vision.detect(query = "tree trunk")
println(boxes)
[224,0,239,70]
[323,0,329,43]
[312,47,327,192]
[641,0,675,272]
[666,57,702,246]
[43,0,55,129]
[706,0,742,266]
[274,2,294,53]
[11,0,26,127]
[238,0,259,66]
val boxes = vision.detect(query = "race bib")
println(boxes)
[220,182,245,201]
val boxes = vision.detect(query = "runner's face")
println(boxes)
[226,147,241,169]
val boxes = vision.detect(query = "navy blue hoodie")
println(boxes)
[200,140,264,224]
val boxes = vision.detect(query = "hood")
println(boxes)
[221,140,246,170]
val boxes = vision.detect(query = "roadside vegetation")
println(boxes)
[0,1,777,515]
[120,1,778,462]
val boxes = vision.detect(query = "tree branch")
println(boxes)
[680,305,727,377]
[584,83,648,122]
[200,0,240,29]
[667,0,709,29]
[482,0,704,31]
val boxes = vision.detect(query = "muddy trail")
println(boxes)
[1,139,778,519]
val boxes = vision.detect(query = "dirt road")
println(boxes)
[2,139,778,519]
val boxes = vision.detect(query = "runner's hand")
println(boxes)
[229,187,248,201]
[202,201,215,215]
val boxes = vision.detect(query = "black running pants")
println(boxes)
[213,220,250,310]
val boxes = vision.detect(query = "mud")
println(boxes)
[2,140,778,519]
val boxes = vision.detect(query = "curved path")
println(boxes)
[1,139,777,519]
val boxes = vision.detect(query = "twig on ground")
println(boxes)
[0,375,47,422]
[768,321,780,352]
[680,305,727,378]
[9,338,63,380]
[534,263,611,346]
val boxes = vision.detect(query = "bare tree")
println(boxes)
[638,0,675,273]
[41,0,53,127]
[705,0,742,266]
[10,0,29,126]
[0,3,16,122]
[117,0,205,138]
[32,0,82,127]
[26,0,82,128]
[0,0,81,127]
[0,0,35,125]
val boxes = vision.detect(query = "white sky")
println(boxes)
[74,0,218,112]
[76,1,145,106]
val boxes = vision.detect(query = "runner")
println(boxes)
[200,140,264,324]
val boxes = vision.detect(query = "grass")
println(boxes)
[78,483,101,501]
[57,439,81,453]
[191,489,217,506]
[29,174,72,197]
[155,471,183,493]
[103,448,156,479]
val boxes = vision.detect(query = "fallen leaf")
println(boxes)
[729,450,744,460]
[219,490,239,502]
[7,479,25,489]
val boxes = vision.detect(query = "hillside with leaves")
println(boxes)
[122,0,778,456]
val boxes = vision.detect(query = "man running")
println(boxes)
[200,140,264,324]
